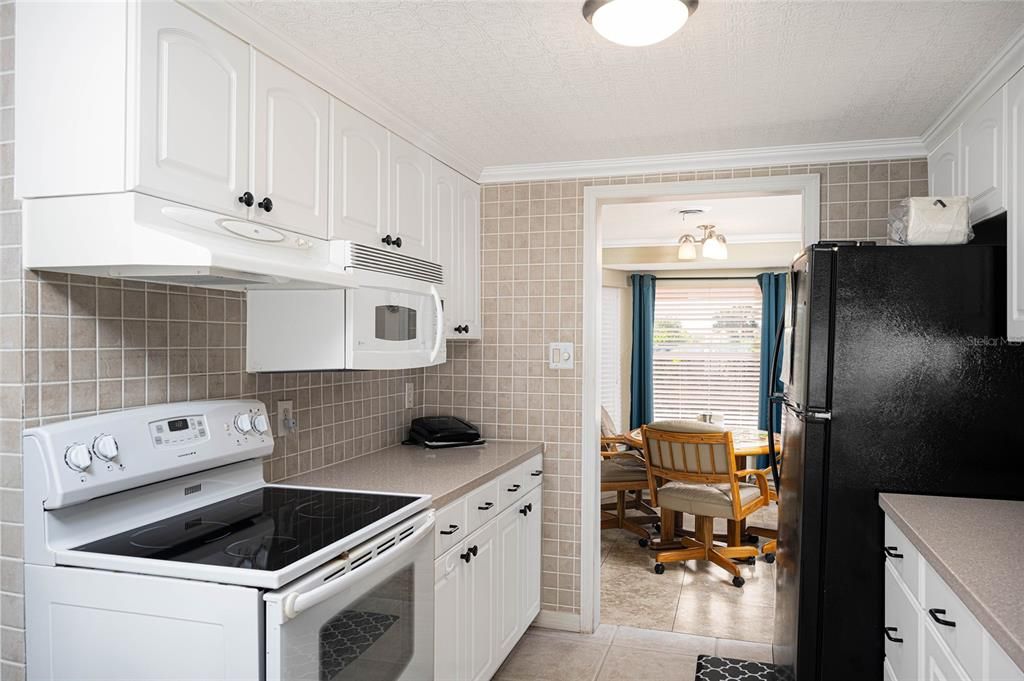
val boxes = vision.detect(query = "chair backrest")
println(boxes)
[640,419,738,486]
[600,407,617,439]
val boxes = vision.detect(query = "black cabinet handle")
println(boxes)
[507,484,521,492]
[928,608,956,628]
[394,236,402,248]
[531,470,542,477]
[519,503,533,516]
[477,502,494,510]
[460,549,472,563]
[883,546,904,559]
[469,545,478,557]
[257,197,273,212]
[382,235,393,246]
[439,523,459,536]
[883,627,903,644]
[237,191,254,207]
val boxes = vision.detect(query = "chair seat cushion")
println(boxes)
[657,480,762,519]
[647,419,725,434]
[601,456,648,483]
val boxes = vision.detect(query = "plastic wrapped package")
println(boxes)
[887,197,972,245]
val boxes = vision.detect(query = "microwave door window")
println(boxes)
[375,305,417,342]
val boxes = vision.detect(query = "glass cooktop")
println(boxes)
[72,487,418,572]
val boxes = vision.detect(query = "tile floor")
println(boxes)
[493,624,773,681]
[599,504,778,643]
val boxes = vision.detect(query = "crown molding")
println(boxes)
[477,137,926,184]
[181,1,484,181]
[922,24,1024,153]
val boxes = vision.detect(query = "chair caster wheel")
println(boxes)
[764,553,776,564]
[638,538,649,548]
[654,522,662,532]
[746,557,756,565]
[732,576,745,588]
[654,563,665,575]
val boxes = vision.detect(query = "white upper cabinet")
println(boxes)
[329,99,389,244]
[961,90,1006,222]
[253,51,330,239]
[431,159,459,271]
[134,3,250,216]
[457,176,482,339]
[929,129,960,199]
[389,133,433,259]
[1007,68,1024,341]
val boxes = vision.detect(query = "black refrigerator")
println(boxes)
[772,227,1024,680]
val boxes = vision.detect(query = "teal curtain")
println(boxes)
[756,272,787,467]
[629,274,656,429]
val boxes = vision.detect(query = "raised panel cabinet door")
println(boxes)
[883,562,920,681]
[465,521,498,681]
[1007,70,1024,341]
[253,51,330,239]
[432,160,460,337]
[929,130,961,198]
[923,622,970,681]
[962,90,1006,222]
[458,176,482,340]
[434,550,465,681]
[496,505,523,659]
[389,133,432,259]
[329,98,388,244]
[135,2,250,215]
[520,486,542,627]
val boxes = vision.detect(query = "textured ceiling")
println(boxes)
[234,0,1024,170]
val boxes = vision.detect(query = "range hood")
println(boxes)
[22,192,356,290]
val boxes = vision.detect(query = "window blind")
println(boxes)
[600,287,623,432]
[652,282,762,429]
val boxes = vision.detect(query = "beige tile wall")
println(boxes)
[422,157,928,617]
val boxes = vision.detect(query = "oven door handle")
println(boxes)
[429,284,444,363]
[281,517,434,621]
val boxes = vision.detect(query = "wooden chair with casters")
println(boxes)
[599,408,659,544]
[640,420,772,587]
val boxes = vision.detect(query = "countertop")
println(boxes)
[281,440,544,509]
[879,493,1024,669]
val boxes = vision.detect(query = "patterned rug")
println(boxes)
[694,654,791,681]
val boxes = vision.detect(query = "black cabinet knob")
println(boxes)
[883,546,904,559]
[257,197,273,212]
[928,608,956,628]
[382,235,393,246]
[883,627,903,644]
[394,236,402,248]
[237,191,254,207]
[460,549,473,563]
[469,545,478,557]
[454,325,469,334]
[519,503,532,516]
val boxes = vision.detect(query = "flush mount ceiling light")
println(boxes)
[583,0,699,47]
[678,223,729,261]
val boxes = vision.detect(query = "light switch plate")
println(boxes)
[548,342,574,369]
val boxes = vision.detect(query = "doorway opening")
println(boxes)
[581,175,819,649]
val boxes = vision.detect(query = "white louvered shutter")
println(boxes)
[652,282,762,429]
[601,287,623,432]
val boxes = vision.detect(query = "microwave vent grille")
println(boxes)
[344,243,443,285]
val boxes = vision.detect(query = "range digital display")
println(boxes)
[167,418,189,432]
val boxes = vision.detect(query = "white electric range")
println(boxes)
[22,399,435,681]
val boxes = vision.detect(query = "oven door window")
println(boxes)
[375,305,417,342]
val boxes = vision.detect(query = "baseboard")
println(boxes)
[531,609,583,632]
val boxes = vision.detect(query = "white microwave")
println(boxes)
[246,279,446,372]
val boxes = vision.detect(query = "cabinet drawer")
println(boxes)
[435,497,468,557]
[466,481,501,535]
[924,562,984,680]
[884,515,921,601]
[924,618,970,681]
[499,467,528,510]
[884,562,920,681]
[523,454,544,491]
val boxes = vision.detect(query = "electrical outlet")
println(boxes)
[277,400,296,434]
[405,382,415,409]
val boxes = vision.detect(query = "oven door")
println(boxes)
[264,512,434,681]
[345,283,445,370]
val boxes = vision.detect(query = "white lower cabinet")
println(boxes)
[883,510,1023,681]
[434,455,543,681]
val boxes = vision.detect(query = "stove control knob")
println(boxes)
[64,443,93,472]
[91,434,119,462]
[252,413,270,435]
[234,412,254,434]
